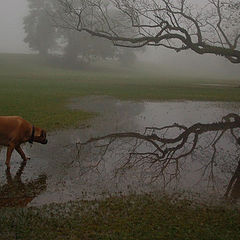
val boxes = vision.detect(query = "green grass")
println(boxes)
[0,53,239,130]
[0,194,239,240]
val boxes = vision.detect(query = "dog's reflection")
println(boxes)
[0,161,47,208]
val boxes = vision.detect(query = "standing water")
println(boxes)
[0,96,239,206]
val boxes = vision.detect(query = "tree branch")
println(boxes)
[55,0,240,63]
[76,113,240,189]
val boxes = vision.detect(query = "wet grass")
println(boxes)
[0,53,239,130]
[0,194,240,240]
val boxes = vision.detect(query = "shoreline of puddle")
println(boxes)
[0,96,240,207]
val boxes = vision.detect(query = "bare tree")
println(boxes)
[54,0,240,63]
[76,113,240,197]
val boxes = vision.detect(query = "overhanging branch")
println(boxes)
[55,0,240,63]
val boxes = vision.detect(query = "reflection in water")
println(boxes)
[77,113,240,200]
[231,175,240,200]
[0,161,47,208]
[1,97,240,206]
[225,159,240,200]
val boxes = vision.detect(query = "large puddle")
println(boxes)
[0,96,240,207]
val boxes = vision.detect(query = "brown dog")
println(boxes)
[0,116,48,168]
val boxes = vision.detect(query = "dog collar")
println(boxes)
[29,125,35,144]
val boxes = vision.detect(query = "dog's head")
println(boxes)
[34,128,48,144]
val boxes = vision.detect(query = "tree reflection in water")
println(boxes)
[0,161,47,208]
[76,113,240,200]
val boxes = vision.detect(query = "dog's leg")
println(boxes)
[5,167,13,184]
[5,144,14,169]
[15,145,29,162]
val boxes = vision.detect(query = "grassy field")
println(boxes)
[0,194,240,240]
[0,53,239,130]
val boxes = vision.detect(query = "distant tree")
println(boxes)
[56,0,240,64]
[118,48,137,66]
[23,0,58,56]
[59,6,140,66]
[23,0,142,66]
[88,35,116,61]
[62,31,81,65]
[61,30,116,65]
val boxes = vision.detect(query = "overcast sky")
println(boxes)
[0,0,29,53]
[0,0,239,80]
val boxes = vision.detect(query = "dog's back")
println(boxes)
[0,116,30,146]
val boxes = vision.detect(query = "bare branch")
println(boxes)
[55,0,240,63]
[76,113,240,190]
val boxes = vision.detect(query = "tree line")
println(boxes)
[23,0,142,67]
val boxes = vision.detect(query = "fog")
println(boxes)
[139,48,240,80]
[0,0,29,53]
[0,0,239,80]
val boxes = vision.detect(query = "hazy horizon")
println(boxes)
[0,0,30,54]
[0,0,239,80]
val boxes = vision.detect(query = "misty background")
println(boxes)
[0,0,239,80]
